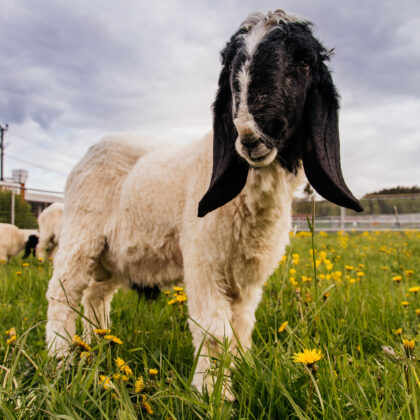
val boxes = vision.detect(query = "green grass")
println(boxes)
[0,231,419,419]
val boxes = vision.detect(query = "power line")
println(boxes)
[7,127,77,165]
[5,153,69,176]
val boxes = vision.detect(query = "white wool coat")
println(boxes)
[36,202,64,259]
[0,223,37,262]
[46,132,304,392]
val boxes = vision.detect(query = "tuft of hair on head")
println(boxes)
[240,9,306,32]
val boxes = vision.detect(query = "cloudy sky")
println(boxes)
[1,0,419,197]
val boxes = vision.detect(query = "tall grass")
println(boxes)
[0,231,419,419]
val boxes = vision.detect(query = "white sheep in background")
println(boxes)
[46,10,362,398]
[0,223,39,262]
[36,202,64,259]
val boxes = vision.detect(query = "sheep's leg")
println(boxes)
[81,278,120,342]
[185,272,234,399]
[230,285,263,350]
[35,234,50,259]
[46,244,103,357]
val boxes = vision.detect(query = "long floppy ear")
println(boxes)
[302,63,363,212]
[198,34,249,218]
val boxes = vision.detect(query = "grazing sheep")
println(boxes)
[46,10,362,397]
[36,202,64,259]
[0,223,39,262]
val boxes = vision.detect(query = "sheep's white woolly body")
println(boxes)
[0,223,38,262]
[46,133,304,392]
[36,202,64,259]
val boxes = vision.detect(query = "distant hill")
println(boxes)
[364,186,420,196]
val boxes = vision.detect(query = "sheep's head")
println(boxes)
[198,10,363,217]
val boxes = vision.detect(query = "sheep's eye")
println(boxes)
[300,60,310,69]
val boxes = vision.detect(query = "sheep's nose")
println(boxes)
[241,135,259,150]
[234,119,256,138]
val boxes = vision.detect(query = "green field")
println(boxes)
[1,231,419,419]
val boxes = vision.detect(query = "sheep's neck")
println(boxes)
[231,162,302,252]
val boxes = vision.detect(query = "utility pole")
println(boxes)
[0,123,9,181]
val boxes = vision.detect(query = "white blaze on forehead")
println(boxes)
[233,10,306,137]
[234,18,271,137]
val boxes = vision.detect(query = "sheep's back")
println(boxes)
[0,223,26,258]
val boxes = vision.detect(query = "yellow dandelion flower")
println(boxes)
[382,266,389,271]
[94,328,111,336]
[356,271,364,277]
[290,276,298,286]
[6,335,16,345]
[393,328,403,335]
[323,292,330,300]
[5,327,16,336]
[134,376,145,393]
[149,368,158,376]
[176,293,187,303]
[345,265,354,271]
[278,321,288,333]
[164,291,170,295]
[115,357,133,376]
[289,268,296,275]
[401,301,409,307]
[38,257,44,262]
[173,286,184,292]
[409,286,420,294]
[141,396,154,415]
[403,339,415,350]
[15,271,22,276]
[392,275,402,283]
[99,375,111,389]
[104,334,123,344]
[72,335,92,351]
[405,270,414,277]
[292,348,323,365]
[349,278,356,284]
[22,262,29,267]
[168,298,177,305]
[416,308,420,316]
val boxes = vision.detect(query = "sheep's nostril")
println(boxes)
[241,136,258,150]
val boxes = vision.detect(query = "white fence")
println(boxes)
[292,213,420,231]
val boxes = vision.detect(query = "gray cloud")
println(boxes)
[0,0,419,196]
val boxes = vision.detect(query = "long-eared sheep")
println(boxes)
[0,223,39,262]
[46,10,362,397]
[36,202,64,259]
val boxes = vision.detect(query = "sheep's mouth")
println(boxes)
[235,139,278,168]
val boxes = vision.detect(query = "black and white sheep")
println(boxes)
[46,10,362,397]
[36,202,64,259]
[0,223,39,262]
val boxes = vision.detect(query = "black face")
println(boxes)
[231,22,328,172]
[198,13,363,218]
[23,234,39,259]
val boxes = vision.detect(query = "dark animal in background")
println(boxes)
[23,234,39,259]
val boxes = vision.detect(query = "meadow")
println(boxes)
[0,230,419,419]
